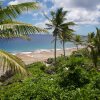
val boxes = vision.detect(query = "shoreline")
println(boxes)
[14,46,84,65]
[11,46,84,55]
[0,47,84,76]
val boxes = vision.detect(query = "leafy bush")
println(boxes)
[0,56,100,100]
[72,48,90,58]
[0,74,61,100]
[46,58,54,64]
[59,67,90,89]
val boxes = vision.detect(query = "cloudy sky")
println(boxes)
[3,0,100,35]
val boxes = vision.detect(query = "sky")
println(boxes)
[2,0,100,35]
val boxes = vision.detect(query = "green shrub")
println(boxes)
[0,75,62,100]
[59,67,90,89]
[93,76,100,89]
[72,48,90,58]
[0,56,100,100]
[46,58,54,64]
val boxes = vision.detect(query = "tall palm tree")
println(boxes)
[74,35,82,50]
[45,8,75,64]
[0,1,46,75]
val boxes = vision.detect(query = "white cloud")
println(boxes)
[67,8,100,24]
[53,0,100,10]
[8,0,18,5]
[35,19,53,34]
[8,0,34,5]
[52,0,100,24]
[33,13,39,17]
[35,19,49,28]
[8,0,100,25]
[97,4,100,10]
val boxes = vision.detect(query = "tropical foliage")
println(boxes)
[59,23,74,57]
[45,8,75,63]
[0,3,100,100]
[73,34,82,50]
[0,1,46,75]
[0,54,100,100]
[86,28,100,68]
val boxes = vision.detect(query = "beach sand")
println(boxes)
[0,47,84,76]
[15,48,78,65]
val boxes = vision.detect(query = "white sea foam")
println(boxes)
[12,52,32,55]
[11,46,85,55]
[12,53,17,55]
[20,52,32,54]
[33,49,51,53]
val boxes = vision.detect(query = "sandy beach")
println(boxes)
[0,47,84,76]
[0,48,77,76]
[15,47,79,65]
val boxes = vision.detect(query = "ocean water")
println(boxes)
[0,34,75,53]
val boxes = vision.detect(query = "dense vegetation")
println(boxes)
[0,48,100,100]
[0,1,100,100]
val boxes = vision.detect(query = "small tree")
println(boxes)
[74,35,82,50]
[59,27,74,57]
[87,28,100,68]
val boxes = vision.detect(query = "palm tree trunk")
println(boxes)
[76,45,78,50]
[54,35,57,64]
[97,46,100,56]
[63,40,65,57]
[91,48,98,69]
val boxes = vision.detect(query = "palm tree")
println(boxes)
[0,1,46,75]
[74,35,82,50]
[59,27,74,57]
[87,32,95,43]
[45,8,75,64]
[95,28,100,55]
[87,32,98,68]
[87,28,100,68]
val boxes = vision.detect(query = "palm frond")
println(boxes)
[45,23,53,27]
[0,2,39,20]
[0,50,28,75]
[0,20,47,38]
[61,22,75,27]
[50,11,55,17]
[43,12,52,22]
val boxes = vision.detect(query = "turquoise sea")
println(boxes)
[0,34,75,53]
